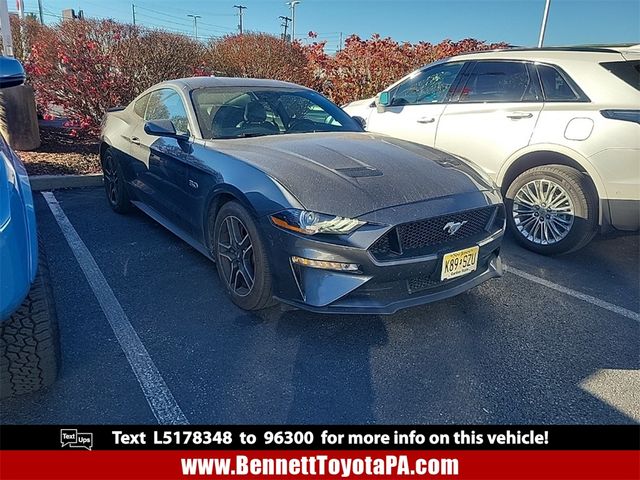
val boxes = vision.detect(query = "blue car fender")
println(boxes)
[0,138,38,320]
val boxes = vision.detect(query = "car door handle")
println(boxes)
[131,136,141,145]
[506,112,533,119]
[416,117,435,124]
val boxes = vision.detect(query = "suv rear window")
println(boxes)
[536,64,581,101]
[601,60,640,91]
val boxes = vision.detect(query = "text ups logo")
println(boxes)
[60,429,93,450]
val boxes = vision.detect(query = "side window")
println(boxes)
[391,63,463,106]
[145,89,191,135]
[458,61,539,103]
[133,94,150,118]
[537,64,581,101]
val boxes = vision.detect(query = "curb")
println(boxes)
[29,173,103,192]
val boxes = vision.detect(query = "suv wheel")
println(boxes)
[505,165,598,255]
[0,237,60,398]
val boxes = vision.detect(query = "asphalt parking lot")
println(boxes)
[1,187,638,425]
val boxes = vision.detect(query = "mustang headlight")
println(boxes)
[271,209,365,235]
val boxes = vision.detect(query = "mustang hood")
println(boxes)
[210,132,494,218]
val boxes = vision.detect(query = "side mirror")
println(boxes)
[0,56,26,89]
[144,120,188,140]
[352,116,366,130]
[377,91,391,113]
[379,91,391,107]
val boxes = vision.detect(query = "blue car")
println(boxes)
[0,56,59,398]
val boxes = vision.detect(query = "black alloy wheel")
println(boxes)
[212,201,276,311]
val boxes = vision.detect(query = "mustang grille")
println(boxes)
[370,206,496,260]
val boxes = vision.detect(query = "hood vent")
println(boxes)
[335,167,383,178]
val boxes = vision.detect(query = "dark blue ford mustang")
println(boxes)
[100,77,504,314]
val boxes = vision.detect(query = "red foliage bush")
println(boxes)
[206,33,309,85]
[25,19,205,135]
[303,35,509,105]
[19,18,507,135]
[1,16,45,62]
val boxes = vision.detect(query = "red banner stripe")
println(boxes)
[1,450,638,480]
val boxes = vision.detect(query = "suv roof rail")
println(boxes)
[459,44,638,56]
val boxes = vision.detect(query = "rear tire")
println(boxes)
[505,165,598,255]
[0,237,60,398]
[101,147,131,214]
[211,201,276,311]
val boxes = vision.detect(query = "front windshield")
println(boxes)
[191,86,363,139]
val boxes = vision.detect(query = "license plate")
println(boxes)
[441,246,479,281]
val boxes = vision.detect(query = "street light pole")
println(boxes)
[0,0,14,56]
[538,0,551,48]
[187,14,202,41]
[286,1,300,42]
[37,0,44,24]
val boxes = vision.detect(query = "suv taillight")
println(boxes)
[600,110,640,124]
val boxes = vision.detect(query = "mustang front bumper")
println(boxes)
[262,191,505,315]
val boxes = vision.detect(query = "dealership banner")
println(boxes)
[1,425,638,479]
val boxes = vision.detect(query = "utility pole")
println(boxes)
[187,14,201,41]
[286,1,300,42]
[132,3,136,26]
[37,0,44,24]
[338,32,343,52]
[16,0,26,56]
[234,5,246,34]
[538,0,551,47]
[279,15,291,41]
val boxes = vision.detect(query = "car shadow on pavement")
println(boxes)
[271,310,389,424]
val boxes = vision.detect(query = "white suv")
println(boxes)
[344,45,640,254]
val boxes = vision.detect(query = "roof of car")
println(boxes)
[452,44,640,61]
[158,76,311,91]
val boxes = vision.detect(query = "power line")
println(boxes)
[135,5,234,30]
[134,10,194,28]
[134,0,234,18]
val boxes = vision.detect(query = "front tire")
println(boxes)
[101,147,131,213]
[0,237,60,398]
[212,201,276,311]
[505,165,598,255]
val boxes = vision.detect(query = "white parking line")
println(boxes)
[42,191,189,425]
[504,264,640,322]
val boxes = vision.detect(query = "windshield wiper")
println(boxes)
[237,132,273,138]
[216,132,277,139]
